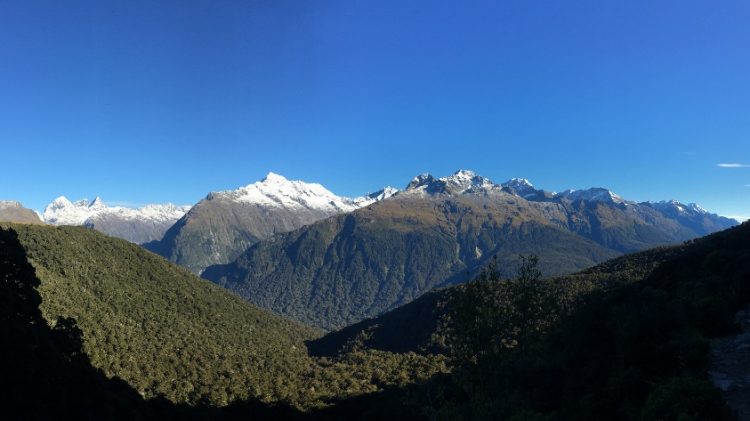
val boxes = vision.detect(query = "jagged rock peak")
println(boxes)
[404,170,496,195]
[406,173,437,191]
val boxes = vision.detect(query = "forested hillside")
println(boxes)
[204,193,619,329]
[312,222,750,419]
[2,224,447,411]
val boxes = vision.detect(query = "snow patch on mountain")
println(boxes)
[42,196,191,226]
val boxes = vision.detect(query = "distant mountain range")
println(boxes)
[2,170,738,324]
[41,196,191,244]
[202,170,738,329]
[145,172,397,273]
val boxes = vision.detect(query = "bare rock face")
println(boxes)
[711,305,750,420]
[0,201,43,224]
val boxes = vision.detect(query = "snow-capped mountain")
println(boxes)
[41,197,191,244]
[500,178,555,201]
[501,178,535,195]
[201,170,738,330]
[405,170,497,195]
[146,172,398,274]
[646,199,708,215]
[640,199,735,234]
[555,188,626,204]
[210,172,397,212]
[353,186,400,207]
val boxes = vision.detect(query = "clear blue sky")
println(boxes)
[1,1,748,219]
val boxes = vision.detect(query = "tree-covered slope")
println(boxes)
[308,245,682,357]
[204,194,619,329]
[2,223,448,412]
[429,221,750,419]
[315,222,750,419]
[0,226,306,420]
[7,223,319,406]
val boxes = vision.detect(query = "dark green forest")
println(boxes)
[2,221,748,419]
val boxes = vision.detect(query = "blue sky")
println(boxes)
[1,1,748,220]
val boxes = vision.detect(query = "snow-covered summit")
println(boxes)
[442,170,495,193]
[211,172,395,212]
[501,178,541,198]
[555,188,625,204]
[646,200,709,216]
[405,170,497,195]
[502,178,534,189]
[42,196,191,226]
[353,186,400,207]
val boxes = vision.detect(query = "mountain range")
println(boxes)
[202,170,737,329]
[2,170,737,331]
[41,196,191,244]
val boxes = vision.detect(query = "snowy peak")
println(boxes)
[353,186,400,207]
[405,173,438,191]
[502,178,534,190]
[556,188,625,204]
[442,170,495,193]
[212,173,396,212]
[261,172,288,183]
[49,196,73,210]
[89,196,106,210]
[43,197,95,225]
[42,197,191,226]
[501,178,542,199]
[404,170,496,195]
[687,203,708,214]
[646,200,710,216]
